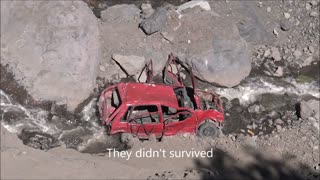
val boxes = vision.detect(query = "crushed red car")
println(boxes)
[98,53,224,142]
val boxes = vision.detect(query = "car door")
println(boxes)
[163,53,184,86]
[161,105,197,136]
[127,105,163,139]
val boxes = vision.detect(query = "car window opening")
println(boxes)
[162,105,192,123]
[106,88,122,117]
[126,105,160,124]
[174,87,196,109]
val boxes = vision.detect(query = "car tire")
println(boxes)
[197,121,219,138]
[120,133,134,149]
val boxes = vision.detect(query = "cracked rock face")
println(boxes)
[1,0,101,111]
[162,12,252,87]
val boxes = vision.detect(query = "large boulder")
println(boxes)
[111,54,146,76]
[163,11,251,87]
[1,1,101,110]
[140,7,168,35]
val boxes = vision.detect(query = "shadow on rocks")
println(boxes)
[194,146,319,180]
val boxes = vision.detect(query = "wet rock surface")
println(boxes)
[1,0,101,111]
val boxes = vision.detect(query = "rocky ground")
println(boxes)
[1,0,320,179]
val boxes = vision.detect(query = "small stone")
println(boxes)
[284,12,291,19]
[264,49,271,57]
[302,136,307,141]
[182,133,189,138]
[314,146,319,150]
[267,7,271,12]
[293,49,302,59]
[252,122,257,129]
[276,125,282,131]
[308,46,315,54]
[302,56,313,66]
[268,119,273,126]
[271,47,281,61]
[273,28,279,37]
[99,65,106,72]
[306,3,312,10]
[311,1,318,6]
[273,67,283,77]
[269,111,280,119]
[280,20,291,31]
[310,11,318,17]
[231,135,236,142]
[247,125,252,129]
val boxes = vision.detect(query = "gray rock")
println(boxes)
[276,125,282,131]
[299,100,319,119]
[299,100,314,119]
[310,11,318,17]
[268,119,273,126]
[273,66,284,77]
[236,1,275,45]
[112,54,146,76]
[141,3,154,19]
[267,7,271,12]
[230,135,236,142]
[306,3,312,10]
[269,111,280,119]
[264,49,271,57]
[274,118,284,125]
[280,20,291,31]
[302,56,313,66]
[170,14,251,87]
[177,0,211,13]
[273,29,279,37]
[271,47,281,61]
[311,1,319,6]
[293,49,303,59]
[100,4,141,23]
[257,93,287,111]
[252,122,257,129]
[99,65,106,72]
[140,7,168,35]
[1,1,101,111]
[308,46,315,54]
[284,12,291,19]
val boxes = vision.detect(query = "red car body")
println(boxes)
[98,54,224,139]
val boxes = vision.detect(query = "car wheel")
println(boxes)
[120,133,134,149]
[197,121,219,138]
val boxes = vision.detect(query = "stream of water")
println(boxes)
[1,74,319,152]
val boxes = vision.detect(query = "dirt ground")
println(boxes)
[1,119,319,179]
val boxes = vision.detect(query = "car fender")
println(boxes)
[196,110,224,129]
